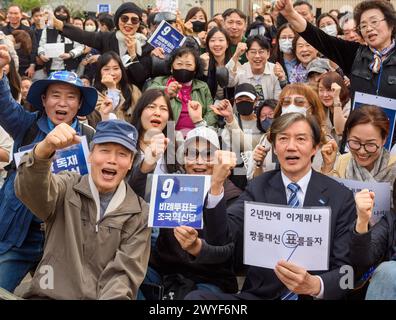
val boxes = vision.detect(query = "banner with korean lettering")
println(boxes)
[244,202,331,271]
[332,177,390,225]
[148,20,186,55]
[148,174,211,229]
[14,136,90,175]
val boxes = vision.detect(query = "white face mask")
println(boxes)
[279,39,293,54]
[282,104,308,116]
[320,24,338,37]
[85,25,96,32]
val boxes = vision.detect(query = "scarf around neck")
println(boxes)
[346,148,396,183]
[369,39,396,73]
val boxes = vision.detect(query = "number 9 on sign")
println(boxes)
[161,178,174,199]
[161,26,171,36]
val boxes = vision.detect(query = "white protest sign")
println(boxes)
[97,4,111,14]
[244,202,331,271]
[156,0,178,14]
[332,177,390,225]
[44,43,65,58]
[148,174,211,229]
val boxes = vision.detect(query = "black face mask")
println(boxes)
[55,15,68,22]
[236,101,254,116]
[192,20,206,33]
[260,118,273,132]
[173,69,195,83]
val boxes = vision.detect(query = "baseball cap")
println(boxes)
[307,58,331,76]
[184,127,220,150]
[235,83,258,100]
[92,120,138,153]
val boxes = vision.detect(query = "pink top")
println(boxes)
[167,78,195,136]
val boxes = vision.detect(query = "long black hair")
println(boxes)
[205,27,232,99]
[131,89,180,173]
[94,51,132,112]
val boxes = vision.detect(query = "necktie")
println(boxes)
[287,183,300,208]
[281,183,301,300]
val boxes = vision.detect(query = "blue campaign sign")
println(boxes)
[148,20,186,55]
[51,136,90,175]
[148,174,211,229]
[97,4,111,14]
[14,136,90,175]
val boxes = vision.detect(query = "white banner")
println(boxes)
[333,177,391,225]
[244,202,331,271]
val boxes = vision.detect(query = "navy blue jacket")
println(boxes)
[0,76,84,253]
[203,169,356,300]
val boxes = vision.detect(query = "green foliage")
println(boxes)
[7,0,46,12]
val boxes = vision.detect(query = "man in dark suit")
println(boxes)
[187,112,356,300]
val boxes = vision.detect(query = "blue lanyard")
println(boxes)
[47,118,78,131]
[376,64,383,96]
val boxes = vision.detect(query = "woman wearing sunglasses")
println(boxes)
[248,83,328,179]
[321,105,396,188]
[277,0,396,102]
[51,2,153,90]
[137,127,240,300]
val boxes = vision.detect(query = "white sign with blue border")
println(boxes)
[148,174,211,229]
[353,92,396,150]
[332,177,391,225]
[97,4,111,14]
[14,136,90,175]
[148,20,186,55]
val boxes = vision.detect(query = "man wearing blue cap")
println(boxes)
[14,120,150,299]
[0,45,97,292]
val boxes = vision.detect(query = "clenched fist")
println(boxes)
[211,150,237,195]
[320,140,338,173]
[355,189,375,234]
[35,123,81,159]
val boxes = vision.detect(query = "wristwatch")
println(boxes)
[333,102,342,108]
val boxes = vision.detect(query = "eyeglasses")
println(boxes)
[358,18,386,32]
[120,15,140,25]
[185,148,215,161]
[347,139,380,153]
[248,49,267,56]
[281,96,308,107]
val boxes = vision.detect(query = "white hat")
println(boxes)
[184,127,220,149]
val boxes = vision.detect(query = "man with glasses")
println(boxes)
[0,45,97,293]
[51,2,153,90]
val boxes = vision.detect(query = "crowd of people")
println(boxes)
[0,0,396,300]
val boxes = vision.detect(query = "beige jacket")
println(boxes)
[15,151,151,300]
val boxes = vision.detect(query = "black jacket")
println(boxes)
[1,23,38,74]
[203,169,356,300]
[299,22,396,101]
[350,211,396,269]
[61,23,153,89]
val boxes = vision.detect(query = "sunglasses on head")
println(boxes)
[120,15,140,25]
